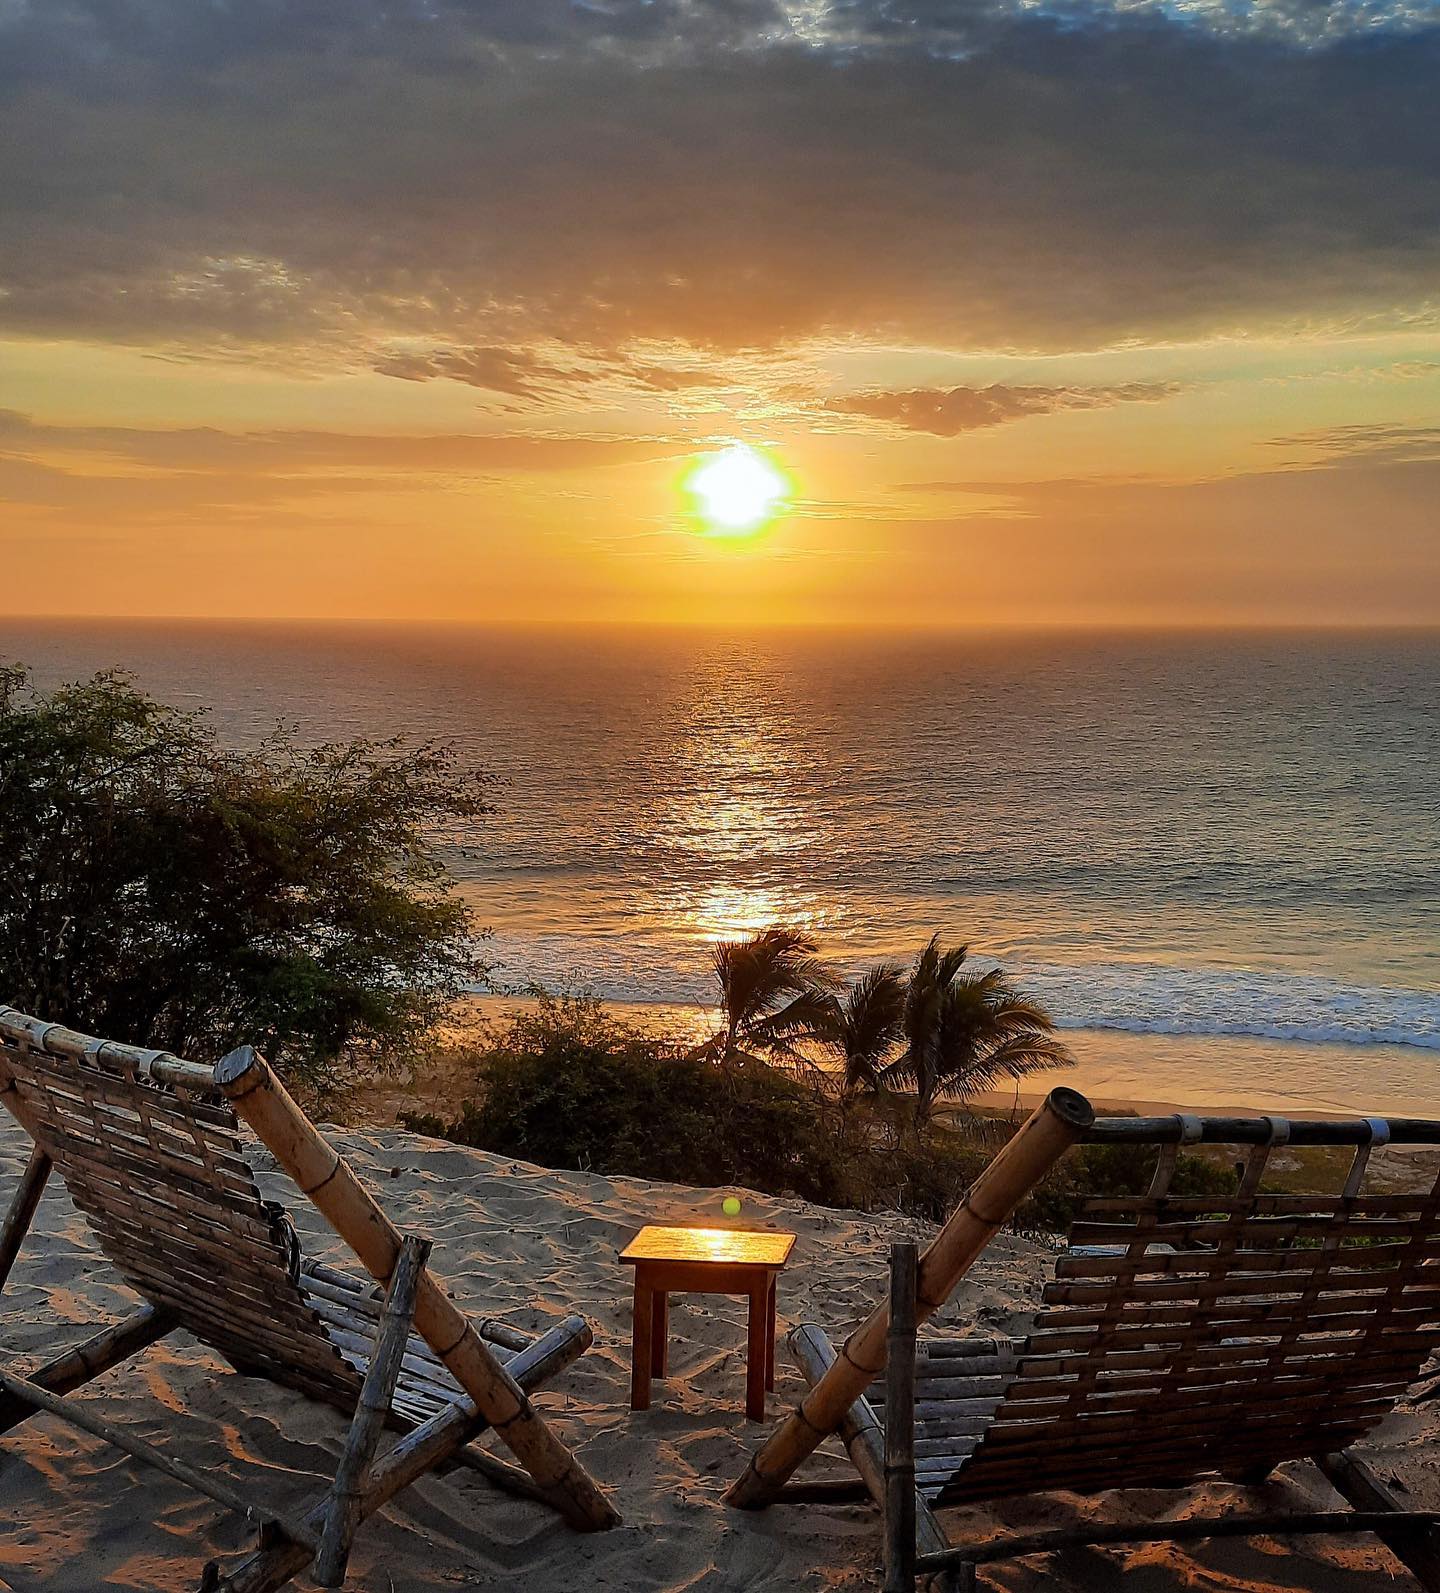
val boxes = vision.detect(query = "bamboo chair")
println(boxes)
[0,1007,620,1592]
[727,1089,1440,1591]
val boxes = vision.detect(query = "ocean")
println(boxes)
[8,620,1440,1116]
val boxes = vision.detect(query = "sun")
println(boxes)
[682,443,791,537]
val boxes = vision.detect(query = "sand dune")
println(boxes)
[0,1114,1435,1591]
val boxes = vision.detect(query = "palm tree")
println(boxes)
[704,927,839,1067]
[815,962,907,1108]
[886,935,1072,1127]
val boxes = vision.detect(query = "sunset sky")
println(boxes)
[2,1,1438,627]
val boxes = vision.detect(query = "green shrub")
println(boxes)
[405,995,1240,1233]
[0,665,488,1087]
[1018,1140,1238,1235]
[405,995,854,1205]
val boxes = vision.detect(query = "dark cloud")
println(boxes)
[0,2,1435,360]
[828,381,1181,434]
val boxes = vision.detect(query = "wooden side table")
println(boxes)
[619,1225,797,1421]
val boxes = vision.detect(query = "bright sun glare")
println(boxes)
[683,443,790,537]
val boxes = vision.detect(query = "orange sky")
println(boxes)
[2,3,1438,627]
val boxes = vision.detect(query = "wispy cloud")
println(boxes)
[827,381,1182,435]
[373,345,598,400]
[1266,424,1440,467]
[371,343,734,403]
[0,410,695,521]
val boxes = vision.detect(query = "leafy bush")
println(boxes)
[404,995,1238,1232]
[0,665,488,1085]
[1018,1140,1238,1236]
[405,995,854,1204]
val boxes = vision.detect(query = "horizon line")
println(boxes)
[5,614,1440,636]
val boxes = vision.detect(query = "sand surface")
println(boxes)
[0,1112,1436,1592]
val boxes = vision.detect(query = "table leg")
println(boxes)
[650,1291,669,1378]
[746,1280,768,1421]
[631,1272,653,1411]
[765,1273,777,1391]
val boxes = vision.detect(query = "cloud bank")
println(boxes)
[0,0,1435,367]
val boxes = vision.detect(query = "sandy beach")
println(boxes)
[0,1109,1436,1592]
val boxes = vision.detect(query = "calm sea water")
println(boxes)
[8,621,1440,1112]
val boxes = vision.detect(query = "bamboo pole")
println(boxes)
[883,1243,918,1593]
[214,1046,618,1533]
[314,1236,430,1586]
[776,1477,872,1504]
[0,1304,173,1436]
[727,1087,1093,1509]
[0,1010,214,1092]
[914,1509,1440,1574]
[1085,1114,1440,1147]
[300,1260,532,1353]
[0,1145,51,1291]
[789,1325,951,1564]
[451,1443,553,1503]
[213,1315,594,1593]
[1320,1449,1440,1593]
[0,1367,316,1550]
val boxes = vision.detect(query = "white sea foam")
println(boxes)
[1022,960,1440,1052]
[480,935,1440,1052]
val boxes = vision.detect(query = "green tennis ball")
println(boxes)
[722,1195,742,1218]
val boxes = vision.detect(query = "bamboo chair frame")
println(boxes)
[729,1092,1440,1591]
[0,1007,620,1592]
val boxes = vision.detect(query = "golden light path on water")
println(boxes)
[17,619,1437,1117]
[640,641,828,945]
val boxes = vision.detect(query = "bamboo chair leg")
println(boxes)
[1320,1449,1440,1593]
[0,1304,173,1437]
[914,1510,1440,1578]
[216,1046,619,1533]
[0,1367,316,1551]
[452,1443,552,1502]
[211,1315,595,1593]
[727,1087,1092,1509]
[0,1146,51,1292]
[789,1324,951,1564]
[883,1243,918,1593]
[314,1236,430,1588]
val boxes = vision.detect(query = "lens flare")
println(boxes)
[682,443,791,537]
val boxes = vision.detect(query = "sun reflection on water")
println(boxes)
[680,882,820,942]
[640,644,834,946]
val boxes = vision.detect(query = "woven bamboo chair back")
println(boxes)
[936,1128,1440,1505]
[0,1022,364,1408]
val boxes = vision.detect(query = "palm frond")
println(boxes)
[879,1051,919,1090]
[893,937,1068,1119]
[751,987,842,1046]
[707,927,839,1063]
[933,1031,1074,1101]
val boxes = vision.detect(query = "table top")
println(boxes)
[619,1225,797,1269]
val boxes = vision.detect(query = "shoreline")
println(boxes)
[468,994,1440,1118]
[353,993,1440,1129]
